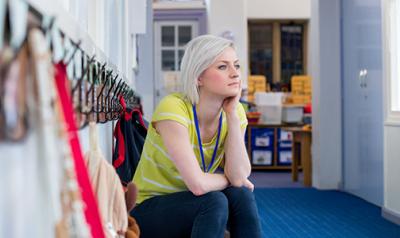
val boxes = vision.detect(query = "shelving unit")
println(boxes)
[246,123,303,170]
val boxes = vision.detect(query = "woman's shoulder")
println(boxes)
[160,93,189,105]
[157,93,191,111]
[153,93,192,127]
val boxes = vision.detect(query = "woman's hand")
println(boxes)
[243,179,254,192]
[222,80,242,116]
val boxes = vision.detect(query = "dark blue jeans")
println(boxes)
[131,186,262,238]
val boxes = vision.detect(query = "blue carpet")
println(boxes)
[254,188,400,238]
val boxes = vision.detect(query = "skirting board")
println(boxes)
[382,207,400,226]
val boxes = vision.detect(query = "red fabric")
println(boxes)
[113,97,130,168]
[120,96,132,121]
[132,109,146,129]
[54,63,105,238]
[113,120,126,168]
[304,103,312,113]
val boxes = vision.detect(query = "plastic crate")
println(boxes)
[277,148,292,165]
[277,128,293,149]
[252,149,273,166]
[282,105,304,123]
[251,128,274,148]
[257,105,282,125]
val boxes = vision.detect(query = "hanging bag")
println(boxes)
[113,97,147,186]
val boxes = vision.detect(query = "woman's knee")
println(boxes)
[200,191,229,215]
[225,186,255,203]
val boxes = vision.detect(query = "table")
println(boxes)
[283,127,312,187]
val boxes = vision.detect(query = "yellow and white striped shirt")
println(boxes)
[133,93,248,204]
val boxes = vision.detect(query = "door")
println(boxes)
[341,0,384,206]
[154,21,198,106]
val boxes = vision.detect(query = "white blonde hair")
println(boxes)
[179,34,235,105]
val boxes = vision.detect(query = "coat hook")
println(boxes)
[96,70,111,110]
[71,54,95,95]
[95,71,112,123]
[65,40,82,66]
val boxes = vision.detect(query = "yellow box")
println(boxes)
[292,85,304,91]
[249,75,267,84]
[292,75,311,85]
[303,81,312,87]
[292,95,305,104]
[292,90,303,95]
[303,87,312,92]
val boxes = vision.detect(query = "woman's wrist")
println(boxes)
[225,112,240,122]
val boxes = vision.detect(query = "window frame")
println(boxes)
[383,0,400,126]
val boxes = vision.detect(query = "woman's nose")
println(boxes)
[229,66,239,78]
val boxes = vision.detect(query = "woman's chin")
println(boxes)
[223,90,240,98]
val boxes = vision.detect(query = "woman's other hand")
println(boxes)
[222,80,242,116]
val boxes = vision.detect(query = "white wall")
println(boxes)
[136,0,155,121]
[74,0,135,160]
[247,0,311,19]
[382,0,400,223]
[309,0,342,189]
[206,0,248,85]
[384,127,400,215]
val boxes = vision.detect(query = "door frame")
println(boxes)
[153,20,199,106]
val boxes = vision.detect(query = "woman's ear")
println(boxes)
[197,77,203,86]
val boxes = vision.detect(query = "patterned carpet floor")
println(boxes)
[254,188,400,238]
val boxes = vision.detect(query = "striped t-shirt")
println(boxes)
[133,93,248,204]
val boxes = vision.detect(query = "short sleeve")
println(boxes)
[152,94,191,128]
[236,103,248,130]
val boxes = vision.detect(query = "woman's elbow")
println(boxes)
[187,180,206,196]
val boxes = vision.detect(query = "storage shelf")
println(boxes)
[247,123,303,170]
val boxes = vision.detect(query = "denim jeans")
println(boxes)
[131,186,262,238]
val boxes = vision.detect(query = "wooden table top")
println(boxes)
[282,126,312,133]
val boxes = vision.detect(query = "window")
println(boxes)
[389,0,400,112]
[248,21,307,92]
[249,23,273,86]
[281,24,304,87]
[159,23,195,71]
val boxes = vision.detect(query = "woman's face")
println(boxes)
[198,47,241,98]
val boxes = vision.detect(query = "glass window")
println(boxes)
[178,50,185,70]
[249,23,273,86]
[281,25,303,89]
[162,50,175,71]
[178,26,192,46]
[161,26,175,46]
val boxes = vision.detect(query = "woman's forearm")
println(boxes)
[194,173,230,196]
[223,113,251,186]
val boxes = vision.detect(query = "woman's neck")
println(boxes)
[195,91,224,127]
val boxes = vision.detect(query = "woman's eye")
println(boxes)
[218,65,227,70]
[235,64,241,69]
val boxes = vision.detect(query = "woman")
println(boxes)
[131,35,261,238]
